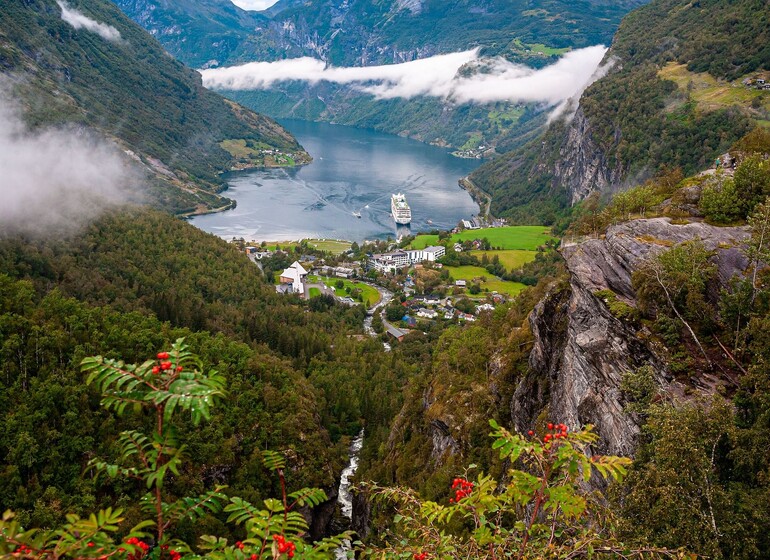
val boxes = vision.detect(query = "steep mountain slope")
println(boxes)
[471,0,769,223]
[113,0,268,68]
[114,0,647,151]
[0,0,307,214]
[117,0,647,67]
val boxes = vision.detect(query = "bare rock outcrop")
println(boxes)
[513,218,749,455]
[551,108,626,205]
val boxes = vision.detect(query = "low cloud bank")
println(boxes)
[57,0,122,42]
[0,98,138,236]
[201,46,608,106]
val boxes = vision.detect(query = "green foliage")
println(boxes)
[633,240,716,325]
[616,399,770,560]
[1,342,353,558]
[570,169,684,236]
[699,174,745,224]
[385,302,406,323]
[81,340,226,425]
[733,155,770,213]
[363,420,686,559]
[0,508,152,560]
[594,289,639,322]
[0,210,405,534]
[620,366,659,415]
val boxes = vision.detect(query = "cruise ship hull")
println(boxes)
[391,192,412,225]
[393,215,411,225]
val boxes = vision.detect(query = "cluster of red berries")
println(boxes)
[15,544,33,555]
[413,553,428,560]
[122,537,150,560]
[449,477,474,503]
[160,544,182,560]
[527,423,569,443]
[151,351,182,375]
[273,535,296,558]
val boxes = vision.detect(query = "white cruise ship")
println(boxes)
[391,193,412,225]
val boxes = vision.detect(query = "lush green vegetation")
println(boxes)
[471,0,768,223]
[468,249,537,270]
[410,226,554,250]
[0,209,418,539]
[446,265,527,297]
[0,0,304,214]
[308,275,380,307]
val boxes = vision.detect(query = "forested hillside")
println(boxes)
[116,0,646,67]
[471,0,769,223]
[353,131,770,559]
[0,0,306,214]
[0,210,416,540]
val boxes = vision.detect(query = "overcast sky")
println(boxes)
[230,0,279,10]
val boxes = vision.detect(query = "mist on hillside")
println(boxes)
[0,96,140,237]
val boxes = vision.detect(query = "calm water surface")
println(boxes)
[190,120,481,242]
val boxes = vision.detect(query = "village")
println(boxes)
[232,222,556,343]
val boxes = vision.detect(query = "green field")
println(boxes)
[308,287,322,298]
[305,239,352,255]
[658,63,770,117]
[410,226,554,250]
[447,265,527,297]
[470,249,538,271]
[309,275,381,306]
[249,238,351,255]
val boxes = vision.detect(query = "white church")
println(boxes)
[277,261,308,296]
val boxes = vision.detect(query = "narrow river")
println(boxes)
[335,430,365,559]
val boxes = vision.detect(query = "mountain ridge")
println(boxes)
[114,0,648,152]
[0,0,308,215]
[470,0,769,222]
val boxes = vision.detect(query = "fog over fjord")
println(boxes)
[201,46,610,108]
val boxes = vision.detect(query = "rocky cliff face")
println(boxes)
[552,107,626,205]
[513,218,749,455]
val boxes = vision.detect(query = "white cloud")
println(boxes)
[57,0,122,42]
[200,46,609,107]
[229,0,280,11]
[0,96,138,236]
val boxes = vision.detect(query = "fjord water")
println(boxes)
[190,119,481,242]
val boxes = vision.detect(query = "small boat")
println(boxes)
[427,219,433,225]
[352,211,361,218]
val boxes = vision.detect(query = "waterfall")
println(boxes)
[335,429,364,559]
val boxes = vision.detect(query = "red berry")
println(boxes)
[161,361,172,370]
[528,430,534,436]
[176,366,183,372]
[547,423,554,430]
[157,352,169,359]
[88,542,95,547]
[152,366,161,374]
[236,541,244,550]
